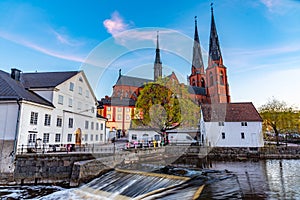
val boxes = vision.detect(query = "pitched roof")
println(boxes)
[201,102,262,122]
[114,75,152,88]
[0,70,54,107]
[188,86,206,96]
[99,97,136,107]
[22,71,78,88]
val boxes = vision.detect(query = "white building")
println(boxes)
[200,103,264,147]
[0,69,107,162]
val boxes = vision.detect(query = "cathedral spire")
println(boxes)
[192,16,204,73]
[208,4,222,66]
[154,31,162,81]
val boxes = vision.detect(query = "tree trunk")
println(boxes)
[274,128,279,146]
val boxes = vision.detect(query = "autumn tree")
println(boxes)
[134,77,200,133]
[259,98,299,146]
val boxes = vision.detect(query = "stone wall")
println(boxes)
[14,153,95,185]
[0,140,15,173]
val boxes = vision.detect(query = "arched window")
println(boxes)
[209,72,213,86]
[201,78,205,88]
[192,79,196,86]
[220,71,224,85]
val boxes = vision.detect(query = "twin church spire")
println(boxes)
[153,5,229,103]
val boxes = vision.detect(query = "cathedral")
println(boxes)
[98,6,230,132]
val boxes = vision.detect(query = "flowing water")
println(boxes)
[1,159,300,199]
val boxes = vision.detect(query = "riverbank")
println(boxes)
[1,145,300,186]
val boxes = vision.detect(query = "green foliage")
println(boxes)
[134,77,200,132]
[259,98,299,145]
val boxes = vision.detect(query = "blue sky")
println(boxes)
[0,0,300,108]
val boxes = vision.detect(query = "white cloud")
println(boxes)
[50,29,84,47]
[103,11,129,36]
[0,30,85,63]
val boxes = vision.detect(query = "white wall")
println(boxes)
[0,102,19,140]
[203,121,264,147]
[15,71,107,153]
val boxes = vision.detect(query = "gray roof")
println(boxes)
[0,70,54,107]
[99,97,136,107]
[188,86,206,96]
[22,71,78,88]
[114,75,152,87]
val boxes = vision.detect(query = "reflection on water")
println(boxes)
[207,159,300,199]
[0,159,299,199]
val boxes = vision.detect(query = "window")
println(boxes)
[132,134,137,140]
[30,112,38,125]
[220,71,224,85]
[241,122,248,126]
[86,90,89,98]
[221,132,225,139]
[85,120,89,129]
[56,117,62,127]
[55,133,61,142]
[107,107,111,111]
[91,122,94,130]
[90,134,93,141]
[100,123,104,130]
[100,134,103,141]
[95,135,99,141]
[209,72,213,86]
[241,132,245,139]
[126,115,130,120]
[68,118,73,128]
[69,82,74,91]
[79,77,83,82]
[107,114,111,119]
[126,108,130,112]
[68,98,73,107]
[96,123,99,130]
[201,78,205,88]
[117,114,122,120]
[84,134,88,141]
[43,133,50,143]
[67,134,72,142]
[91,107,94,113]
[28,133,36,143]
[218,121,224,126]
[78,86,82,95]
[78,102,82,110]
[58,95,64,104]
[44,114,51,126]
[117,107,122,112]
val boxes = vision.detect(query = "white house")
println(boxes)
[0,68,107,172]
[200,103,264,147]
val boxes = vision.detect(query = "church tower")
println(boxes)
[154,32,162,81]
[189,16,206,88]
[206,5,230,103]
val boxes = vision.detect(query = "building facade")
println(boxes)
[0,69,107,162]
[200,103,264,147]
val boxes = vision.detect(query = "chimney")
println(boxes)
[11,68,21,81]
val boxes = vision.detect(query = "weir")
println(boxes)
[60,169,205,200]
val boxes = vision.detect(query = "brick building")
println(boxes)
[98,7,230,134]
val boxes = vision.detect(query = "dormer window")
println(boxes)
[218,121,224,126]
[241,122,248,126]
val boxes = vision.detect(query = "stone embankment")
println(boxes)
[2,145,300,186]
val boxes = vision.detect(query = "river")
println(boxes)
[0,159,299,199]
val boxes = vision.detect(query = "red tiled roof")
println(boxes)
[201,102,263,122]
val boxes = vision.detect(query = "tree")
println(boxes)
[259,98,299,146]
[134,77,200,133]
